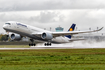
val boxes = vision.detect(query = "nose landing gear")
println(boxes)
[29,43,36,46]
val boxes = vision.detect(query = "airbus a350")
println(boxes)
[3,21,103,46]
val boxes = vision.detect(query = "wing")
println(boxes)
[52,27,103,37]
[32,27,103,38]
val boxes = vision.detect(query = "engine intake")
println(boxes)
[41,33,53,40]
[10,34,22,41]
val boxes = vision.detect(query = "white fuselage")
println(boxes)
[3,21,70,43]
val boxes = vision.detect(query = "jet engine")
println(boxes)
[41,33,53,40]
[10,33,22,41]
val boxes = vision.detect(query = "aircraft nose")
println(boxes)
[3,24,7,29]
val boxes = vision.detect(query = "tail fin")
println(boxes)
[66,24,76,39]
[68,24,76,31]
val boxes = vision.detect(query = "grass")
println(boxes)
[0,48,105,70]
[0,41,30,45]
[0,45,29,48]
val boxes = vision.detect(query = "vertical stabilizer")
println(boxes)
[66,24,76,39]
[68,24,76,31]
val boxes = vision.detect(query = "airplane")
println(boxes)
[3,21,103,46]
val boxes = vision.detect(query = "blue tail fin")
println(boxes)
[66,24,76,39]
[68,24,76,31]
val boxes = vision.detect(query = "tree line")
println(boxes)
[0,34,8,41]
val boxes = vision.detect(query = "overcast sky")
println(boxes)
[0,0,105,33]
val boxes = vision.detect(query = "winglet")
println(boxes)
[98,27,104,31]
[95,27,104,32]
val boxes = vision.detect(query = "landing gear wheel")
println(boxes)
[49,43,51,46]
[33,44,36,46]
[44,43,47,46]
[29,39,36,46]
[44,42,52,46]
[29,44,31,46]
[29,43,36,46]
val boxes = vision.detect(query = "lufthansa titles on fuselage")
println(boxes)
[16,23,27,28]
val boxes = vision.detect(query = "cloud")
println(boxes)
[29,11,64,23]
[0,0,105,33]
[0,9,105,31]
[0,0,105,11]
[64,9,105,31]
[0,12,27,22]
[0,11,64,23]
[0,11,65,33]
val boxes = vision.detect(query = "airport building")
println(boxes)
[55,26,64,32]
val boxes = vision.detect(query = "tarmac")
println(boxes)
[0,47,73,50]
[0,46,105,50]
[0,41,105,50]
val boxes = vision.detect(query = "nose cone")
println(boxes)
[3,24,7,29]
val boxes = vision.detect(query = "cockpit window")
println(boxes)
[5,23,11,25]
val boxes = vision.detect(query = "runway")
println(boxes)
[0,46,105,50]
[0,41,105,50]
[0,47,75,50]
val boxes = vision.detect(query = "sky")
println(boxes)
[0,0,105,33]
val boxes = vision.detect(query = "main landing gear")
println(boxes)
[44,42,52,46]
[29,39,36,46]
[29,43,36,46]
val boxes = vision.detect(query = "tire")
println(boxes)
[29,44,31,46]
[33,44,36,46]
[44,43,47,46]
[49,43,51,46]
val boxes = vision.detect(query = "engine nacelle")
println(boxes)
[10,33,22,41]
[41,33,53,40]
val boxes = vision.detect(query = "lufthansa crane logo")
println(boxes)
[69,28,73,31]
